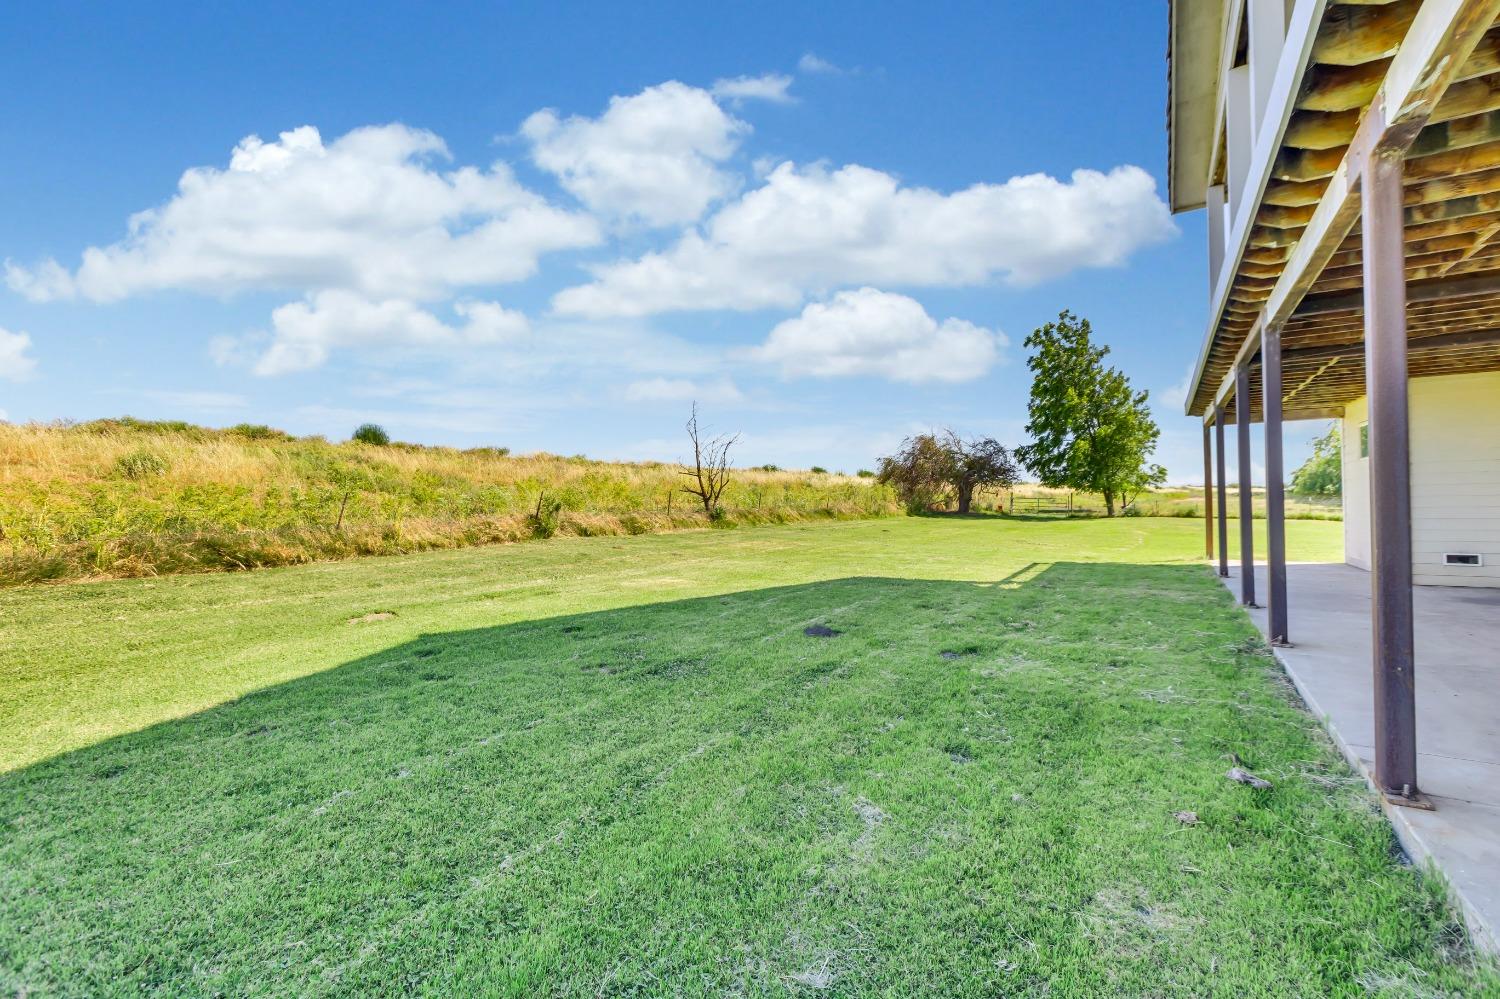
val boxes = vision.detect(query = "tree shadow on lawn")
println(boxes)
[2,566,1488,997]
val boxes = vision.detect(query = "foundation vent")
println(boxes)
[1444,553,1483,567]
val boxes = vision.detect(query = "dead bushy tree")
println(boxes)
[878,430,1019,514]
[942,430,1020,514]
[681,403,738,519]
[877,433,955,514]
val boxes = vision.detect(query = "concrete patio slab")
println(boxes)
[1221,561,1500,955]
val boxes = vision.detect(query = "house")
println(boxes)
[1167,0,1500,948]
[1169,0,1500,799]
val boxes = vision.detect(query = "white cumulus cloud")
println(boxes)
[252,291,531,376]
[521,81,749,227]
[797,53,841,74]
[711,73,794,105]
[1158,364,1196,414]
[748,287,1003,383]
[553,162,1176,318]
[5,124,600,303]
[0,328,37,381]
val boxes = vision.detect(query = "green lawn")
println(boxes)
[3,517,1493,996]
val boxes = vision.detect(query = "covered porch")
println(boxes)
[1172,0,1500,961]
[1187,1,1500,813]
[1225,561,1500,954]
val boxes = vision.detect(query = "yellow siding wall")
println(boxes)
[1342,371,1500,587]
[1342,396,1370,572]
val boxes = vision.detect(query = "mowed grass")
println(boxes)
[3,517,1494,996]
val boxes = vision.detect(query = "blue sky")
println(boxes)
[0,1,1318,481]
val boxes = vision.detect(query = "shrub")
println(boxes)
[351,423,390,446]
[226,423,290,441]
[856,469,875,478]
[528,493,563,539]
[759,464,780,472]
[114,449,169,479]
[84,417,206,439]
[810,466,828,474]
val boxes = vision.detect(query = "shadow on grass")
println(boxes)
[909,510,1104,524]
[1,565,1486,996]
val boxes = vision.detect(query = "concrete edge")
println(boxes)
[1226,569,1500,957]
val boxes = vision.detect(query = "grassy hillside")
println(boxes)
[0,418,897,583]
[8,518,1490,995]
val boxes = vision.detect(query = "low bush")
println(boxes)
[114,449,169,480]
[351,423,391,446]
[528,493,564,539]
[226,423,292,441]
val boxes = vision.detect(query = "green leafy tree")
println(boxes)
[1290,423,1342,496]
[1015,311,1165,516]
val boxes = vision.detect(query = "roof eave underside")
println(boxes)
[1168,0,1222,213]
[1186,0,1500,422]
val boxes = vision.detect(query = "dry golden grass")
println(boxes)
[1,418,1341,585]
[977,482,1342,521]
[0,418,898,583]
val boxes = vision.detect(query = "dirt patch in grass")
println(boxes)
[347,611,396,624]
[1081,884,1198,954]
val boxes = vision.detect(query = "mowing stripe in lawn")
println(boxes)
[4,517,1494,995]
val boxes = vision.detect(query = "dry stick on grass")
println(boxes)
[681,402,739,518]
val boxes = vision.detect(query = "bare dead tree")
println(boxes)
[681,402,738,518]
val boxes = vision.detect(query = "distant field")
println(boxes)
[0,418,1343,586]
[0,419,897,583]
[7,516,1493,996]
[986,482,1343,521]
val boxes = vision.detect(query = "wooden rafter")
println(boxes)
[1190,0,1500,416]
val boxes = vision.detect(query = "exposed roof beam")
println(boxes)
[1211,321,1267,412]
[1186,0,1332,416]
[1216,406,1344,426]
[1281,325,1500,361]
[1187,0,1500,416]
[1258,0,1500,336]
[1295,269,1500,314]
[1209,324,1500,419]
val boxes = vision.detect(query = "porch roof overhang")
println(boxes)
[1167,0,1223,212]
[1180,0,1500,424]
